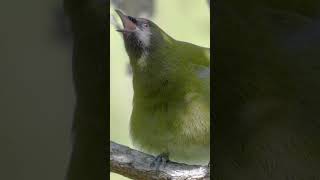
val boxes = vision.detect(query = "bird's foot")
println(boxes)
[150,152,169,171]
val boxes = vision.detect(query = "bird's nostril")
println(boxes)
[128,16,137,24]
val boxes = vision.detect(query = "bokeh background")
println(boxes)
[110,0,210,179]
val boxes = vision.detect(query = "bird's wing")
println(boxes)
[175,41,211,103]
[182,41,210,84]
[177,41,210,67]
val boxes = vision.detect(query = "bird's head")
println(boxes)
[115,9,173,59]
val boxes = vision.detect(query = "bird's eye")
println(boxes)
[142,23,148,28]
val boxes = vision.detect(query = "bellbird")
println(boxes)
[115,10,210,165]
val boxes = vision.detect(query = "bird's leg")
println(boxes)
[150,152,169,170]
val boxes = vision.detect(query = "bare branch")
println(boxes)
[110,141,210,180]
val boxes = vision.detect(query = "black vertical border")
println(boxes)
[107,0,111,178]
[64,0,110,179]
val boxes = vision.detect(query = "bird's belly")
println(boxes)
[130,121,210,165]
[167,142,210,165]
[130,100,210,165]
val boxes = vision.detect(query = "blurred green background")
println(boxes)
[110,0,210,179]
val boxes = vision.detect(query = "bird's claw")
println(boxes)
[150,152,169,171]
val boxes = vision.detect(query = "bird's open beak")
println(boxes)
[115,9,136,33]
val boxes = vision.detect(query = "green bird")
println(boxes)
[115,10,210,165]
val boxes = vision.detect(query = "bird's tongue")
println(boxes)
[115,9,136,32]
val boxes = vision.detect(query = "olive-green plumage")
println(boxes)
[116,10,210,164]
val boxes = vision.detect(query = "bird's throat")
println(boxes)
[124,33,145,60]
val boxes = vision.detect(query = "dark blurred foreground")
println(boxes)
[0,1,73,180]
[215,1,320,179]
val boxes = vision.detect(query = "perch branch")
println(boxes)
[110,141,210,180]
